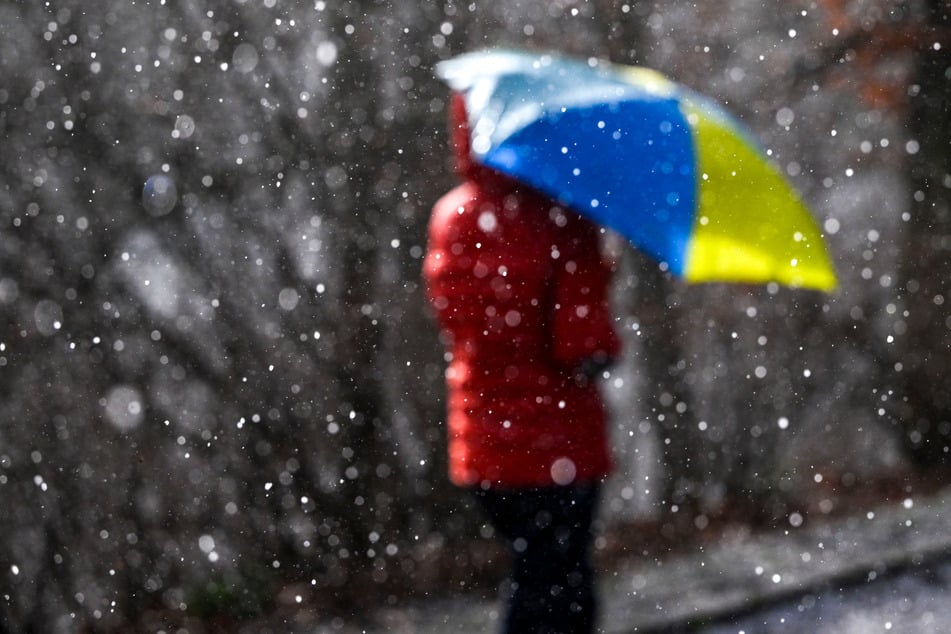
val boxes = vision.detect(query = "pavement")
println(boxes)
[353,484,951,633]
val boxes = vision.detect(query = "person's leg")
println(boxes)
[474,484,600,634]
[513,485,598,634]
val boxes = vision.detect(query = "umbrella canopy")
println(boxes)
[435,49,837,291]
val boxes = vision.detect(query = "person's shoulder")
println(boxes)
[432,183,478,220]
[429,183,482,246]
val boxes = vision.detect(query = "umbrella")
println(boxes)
[435,49,837,291]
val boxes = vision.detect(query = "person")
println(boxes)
[423,93,621,634]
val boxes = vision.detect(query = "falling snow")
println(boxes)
[0,0,948,632]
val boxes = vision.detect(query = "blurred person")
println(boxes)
[424,93,621,634]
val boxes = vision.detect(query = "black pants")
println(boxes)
[474,484,600,634]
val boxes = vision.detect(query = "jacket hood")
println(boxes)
[448,92,516,188]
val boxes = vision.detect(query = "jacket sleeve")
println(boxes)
[423,184,477,337]
[423,194,455,333]
[549,214,621,371]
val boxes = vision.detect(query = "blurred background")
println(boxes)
[0,0,948,631]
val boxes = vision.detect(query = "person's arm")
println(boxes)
[549,213,621,377]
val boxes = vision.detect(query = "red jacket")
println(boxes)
[423,95,621,489]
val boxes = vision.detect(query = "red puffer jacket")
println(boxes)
[424,95,621,489]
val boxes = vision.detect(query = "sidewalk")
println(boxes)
[363,484,951,633]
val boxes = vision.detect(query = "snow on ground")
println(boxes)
[313,485,951,633]
[704,558,951,634]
